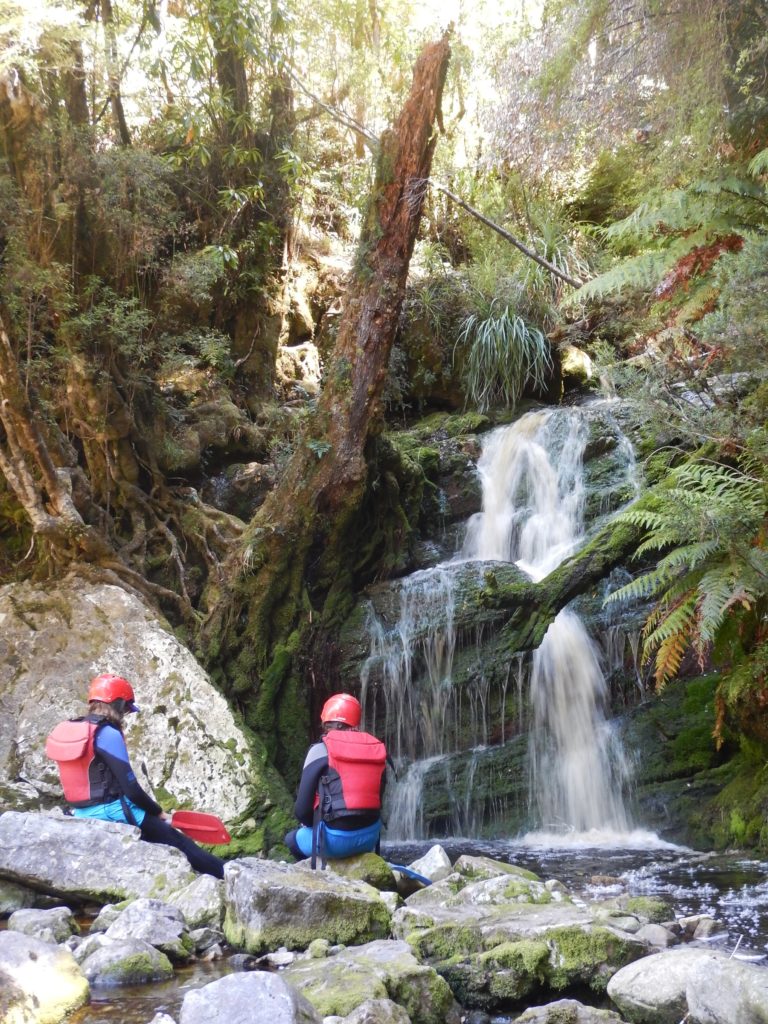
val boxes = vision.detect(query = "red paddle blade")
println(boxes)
[171,810,231,845]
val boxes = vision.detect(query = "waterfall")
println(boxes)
[464,409,632,833]
[362,404,636,840]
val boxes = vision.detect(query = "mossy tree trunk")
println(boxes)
[201,36,451,774]
[478,518,646,654]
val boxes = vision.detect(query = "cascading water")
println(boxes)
[361,403,638,840]
[464,409,632,834]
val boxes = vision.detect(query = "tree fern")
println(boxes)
[606,459,768,687]
[568,171,768,309]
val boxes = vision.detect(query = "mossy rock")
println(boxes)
[481,939,551,1002]
[328,853,398,891]
[622,897,673,924]
[407,922,486,961]
[543,925,640,993]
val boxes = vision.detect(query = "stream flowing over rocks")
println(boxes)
[2,815,767,1024]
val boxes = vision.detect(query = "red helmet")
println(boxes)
[88,674,139,713]
[320,693,361,728]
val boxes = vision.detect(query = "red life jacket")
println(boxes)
[317,729,387,821]
[45,716,114,805]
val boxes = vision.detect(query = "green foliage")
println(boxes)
[568,168,767,310]
[749,148,768,176]
[457,300,552,413]
[61,282,154,364]
[607,461,768,687]
[307,438,332,459]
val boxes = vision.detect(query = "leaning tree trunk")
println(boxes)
[201,36,451,772]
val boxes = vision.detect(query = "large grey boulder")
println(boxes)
[607,946,768,1024]
[0,578,260,818]
[0,811,194,902]
[223,858,391,954]
[0,930,89,1023]
[283,938,459,1024]
[179,972,321,1024]
[687,951,768,1023]
[103,897,194,961]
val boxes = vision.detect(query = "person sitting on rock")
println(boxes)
[46,673,224,879]
[285,692,387,866]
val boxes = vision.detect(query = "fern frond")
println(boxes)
[692,178,767,203]
[612,506,667,532]
[605,567,669,606]
[565,251,668,304]
[643,592,697,648]
[697,571,755,647]
[748,148,768,177]
[653,540,721,574]
[633,529,688,558]
[653,631,689,688]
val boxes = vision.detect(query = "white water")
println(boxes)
[464,409,632,835]
[364,405,639,841]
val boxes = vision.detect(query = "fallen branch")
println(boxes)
[428,180,586,289]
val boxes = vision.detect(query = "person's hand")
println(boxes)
[160,809,174,822]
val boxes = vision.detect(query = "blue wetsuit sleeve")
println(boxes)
[294,742,328,826]
[95,725,163,817]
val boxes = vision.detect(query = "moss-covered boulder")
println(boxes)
[326,853,398,891]
[79,937,174,986]
[283,938,459,1024]
[394,863,647,1011]
[222,858,391,954]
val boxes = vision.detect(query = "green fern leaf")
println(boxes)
[748,148,768,177]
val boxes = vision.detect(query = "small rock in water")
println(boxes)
[199,943,224,961]
[228,952,260,971]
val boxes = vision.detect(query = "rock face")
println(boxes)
[0,578,261,819]
[0,811,195,902]
[222,858,392,954]
[0,930,90,1023]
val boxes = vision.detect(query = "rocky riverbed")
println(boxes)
[2,810,768,1024]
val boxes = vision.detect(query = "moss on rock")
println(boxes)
[544,925,637,992]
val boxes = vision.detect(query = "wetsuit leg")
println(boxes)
[284,826,314,859]
[140,814,225,879]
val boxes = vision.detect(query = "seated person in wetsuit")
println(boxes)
[46,673,224,879]
[285,692,387,862]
